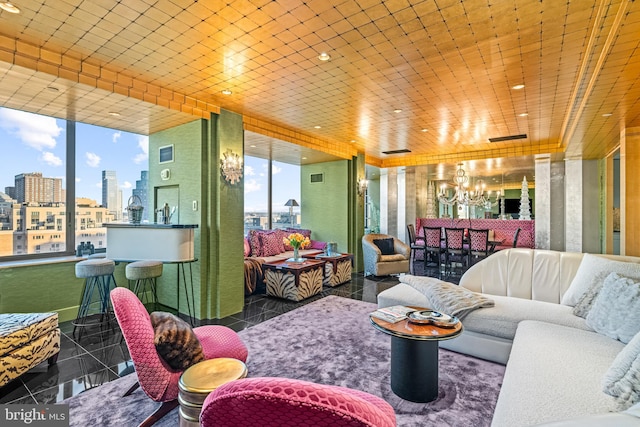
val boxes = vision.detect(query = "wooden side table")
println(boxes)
[370,307,463,403]
[178,358,248,427]
[303,253,353,287]
[263,259,325,301]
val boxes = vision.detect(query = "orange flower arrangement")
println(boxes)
[283,232,310,250]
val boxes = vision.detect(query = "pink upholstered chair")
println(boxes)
[200,377,397,427]
[110,287,248,427]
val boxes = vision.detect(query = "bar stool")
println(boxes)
[126,260,163,306]
[74,258,117,338]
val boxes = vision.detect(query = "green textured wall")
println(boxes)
[301,160,351,253]
[206,110,245,318]
[149,120,206,317]
[0,261,126,322]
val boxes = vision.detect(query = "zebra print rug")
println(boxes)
[62,295,505,426]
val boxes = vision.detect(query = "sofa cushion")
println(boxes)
[457,294,591,341]
[603,331,640,409]
[491,321,622,427]
[373,238,395,255]
[586,272,640,344]
[561,254,640,306]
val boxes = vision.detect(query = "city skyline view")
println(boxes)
[1,106,301,214]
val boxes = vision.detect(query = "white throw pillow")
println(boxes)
[561,254,640,306]
[586,273,640,344]
[603,331,640,409]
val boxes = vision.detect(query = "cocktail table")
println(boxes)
[370,307,463,403]
[302,252,353,286]
[263,259,325,301]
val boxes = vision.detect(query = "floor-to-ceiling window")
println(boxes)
[0,107,147,260]
[243,155,300,235]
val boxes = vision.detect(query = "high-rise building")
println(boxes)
[14,173,63,204]
[102,170,122,221]
[5,187,15,199]
[132,171,149,222]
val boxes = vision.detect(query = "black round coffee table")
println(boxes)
[370,307,463,403]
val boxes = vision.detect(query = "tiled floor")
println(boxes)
[0,271,411,405]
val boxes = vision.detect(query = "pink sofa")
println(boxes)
[245,228,326,263]
[243,228,326,294]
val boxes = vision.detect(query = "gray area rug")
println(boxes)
[63,295,505,426]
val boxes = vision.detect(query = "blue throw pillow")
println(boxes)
[373,238,395,255]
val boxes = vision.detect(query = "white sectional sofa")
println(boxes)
[377,248,640,426]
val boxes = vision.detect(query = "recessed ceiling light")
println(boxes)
[221,89,232,95]
[393,109,402,113]
[314,125,321,129]
[302,157,307,160]
[108,112,121,117]
[250,145,256,148]
[512,84,525,90]
[518,113,528,117]
[318,52,331,61]
[350,140,356,143]
[0,2,20,13]
[602,113,612,117]
[421,128,428,132]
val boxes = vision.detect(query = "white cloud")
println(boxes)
[245,165,255,176]
[0,108,62,151]
[76,177,81,182]
[121,181,132,189]
[272,165,282,175]
[41,151,62,166]
[244,179,261,193]
[133,135,149,164]
[85,152,101,167]
[112,131,121,143]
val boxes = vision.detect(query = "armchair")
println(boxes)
[362,233,410,277]
[110,287,248,427]
[200,377,397,427]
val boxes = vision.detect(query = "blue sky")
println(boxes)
[0,106,300,212]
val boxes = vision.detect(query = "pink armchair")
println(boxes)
[110,287,248,427]
[200,377,397,427]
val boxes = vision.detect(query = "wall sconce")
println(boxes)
[220,149,243,184]
[357,177,369,196]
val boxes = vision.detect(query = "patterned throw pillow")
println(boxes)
[150,312,204,371]
[260,231,284,257]
[247,230,262,257]
[243,238,251,257]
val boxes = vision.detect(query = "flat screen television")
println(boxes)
[504,198,531,214]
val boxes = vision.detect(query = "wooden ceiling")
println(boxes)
[0,0,638,185]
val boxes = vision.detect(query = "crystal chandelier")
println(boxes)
[438,163,501,209]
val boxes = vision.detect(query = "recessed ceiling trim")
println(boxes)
[488,134,527,143]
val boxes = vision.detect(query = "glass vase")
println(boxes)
[293,246,300,261]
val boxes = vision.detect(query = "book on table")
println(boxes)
[370,305,415,323]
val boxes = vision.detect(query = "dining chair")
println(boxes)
[468,228,490,266]
[512,227,521,248]
[444,227,468,275]
[423,226,444,271]
[406,224,426,274]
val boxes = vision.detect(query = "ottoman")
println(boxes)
[0,312,60,386]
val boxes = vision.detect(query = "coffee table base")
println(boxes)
[390,336,439,403]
